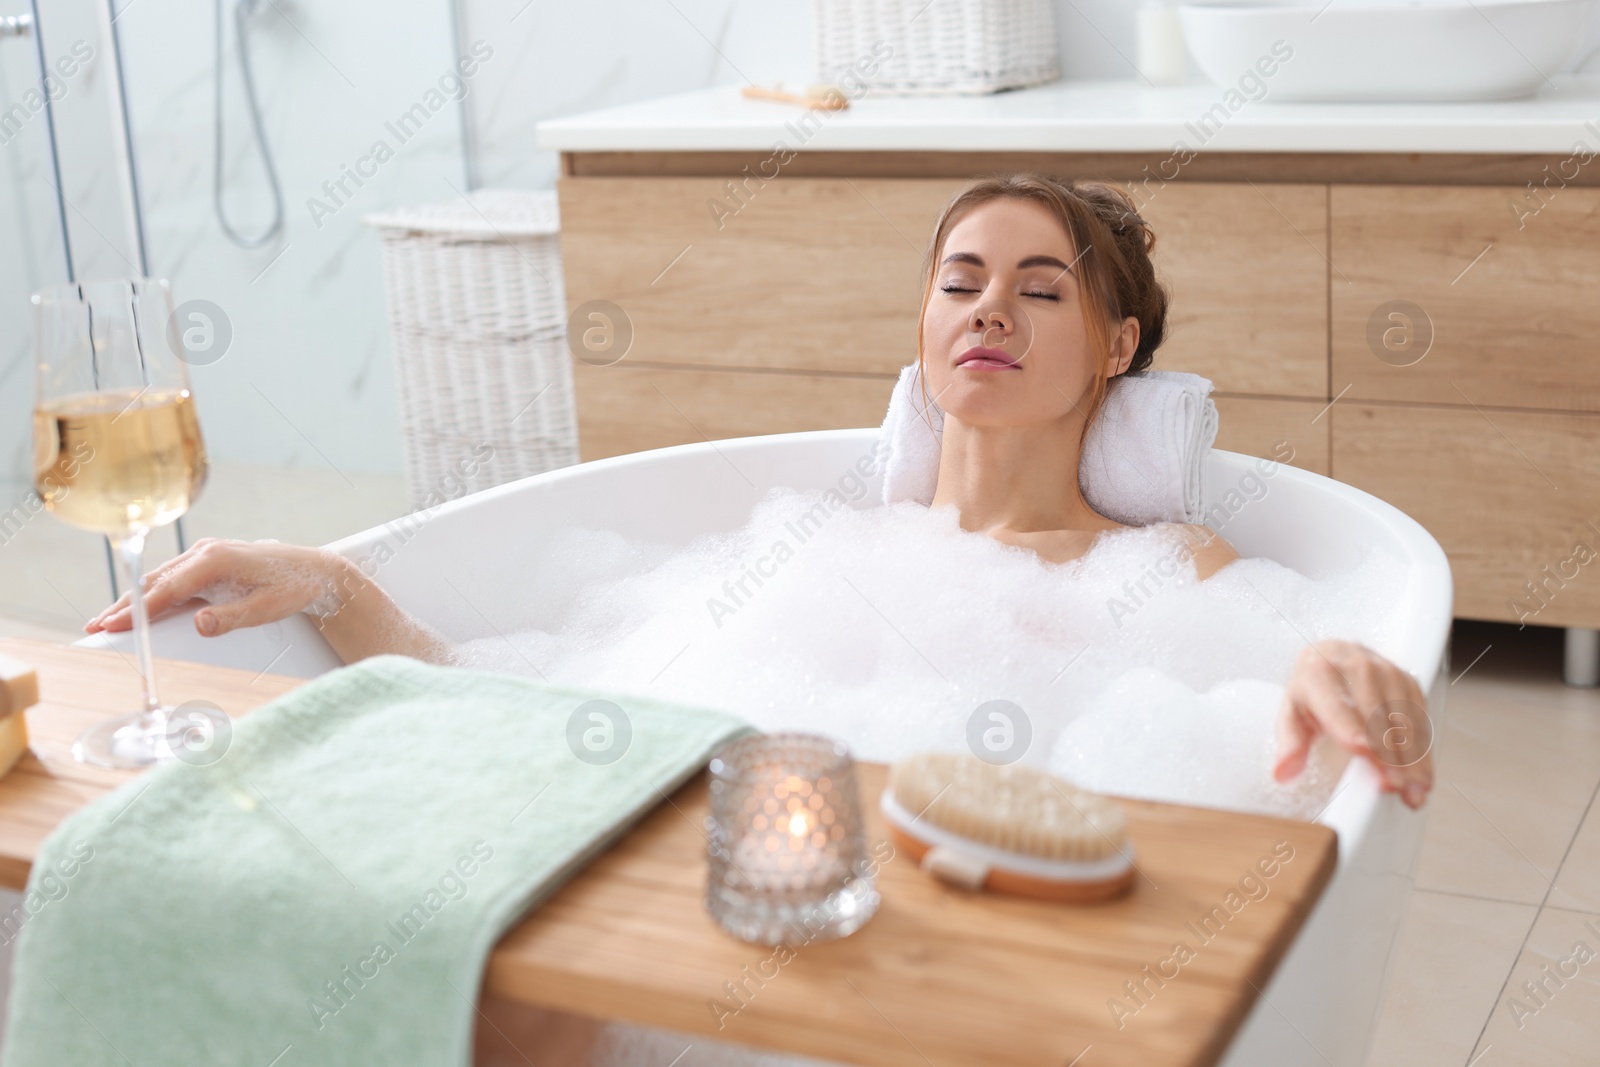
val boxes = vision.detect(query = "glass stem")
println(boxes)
[113,532,166,729]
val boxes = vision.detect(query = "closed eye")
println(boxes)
[939,284,1057,299]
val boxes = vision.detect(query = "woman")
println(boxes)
[84,173,1434,810]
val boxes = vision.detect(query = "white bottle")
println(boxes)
[1136,0,1190,85]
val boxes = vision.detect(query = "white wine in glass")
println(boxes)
[32,277,227,768]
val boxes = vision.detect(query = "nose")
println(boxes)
[970,305,1014,346]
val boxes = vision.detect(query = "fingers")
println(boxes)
[1277,640,1435,810]
[1272,693,1318,783]
[196,588,306,637]
[84,592,131,632]
[92,597,208,634]
[1273,647,1367,793]
[87,538,231,632]
[1371,676,1434,810]
[1331,640,1433,808]
[1290,645,1373,756]
[85,574,152,631]
[85,539,231,633]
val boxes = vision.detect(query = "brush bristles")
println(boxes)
[889,752,1129,863]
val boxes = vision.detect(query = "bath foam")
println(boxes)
[1049,670,1348,820]
[449,485,1407,821]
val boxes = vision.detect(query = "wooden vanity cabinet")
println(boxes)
[1328,184,1600,628]
[1333,403,1600,627]
[1331,185,1600,414]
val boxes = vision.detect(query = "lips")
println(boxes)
[957,346,1022,370]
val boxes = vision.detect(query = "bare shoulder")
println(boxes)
[1169,523,1240,580]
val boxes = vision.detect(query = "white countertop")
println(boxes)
[537,77,1600,155]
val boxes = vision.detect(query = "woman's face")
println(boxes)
[921,197,1127,429]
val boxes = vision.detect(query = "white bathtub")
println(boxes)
[74,429,1454,1067]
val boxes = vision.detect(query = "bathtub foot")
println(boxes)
[1564,627,1600,688]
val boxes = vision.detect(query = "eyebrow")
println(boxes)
[940,252,1075,273]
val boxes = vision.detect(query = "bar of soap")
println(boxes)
[0,714,26,778]
[0,653,38,778]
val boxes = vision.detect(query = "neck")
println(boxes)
[929,411,1112,534]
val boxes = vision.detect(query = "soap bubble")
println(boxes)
[451,486,1408,820]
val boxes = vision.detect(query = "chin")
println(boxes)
[940,394,1036,427]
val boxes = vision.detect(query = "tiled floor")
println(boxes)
[1364,619,1600,1067]
[1,499,1597,1067]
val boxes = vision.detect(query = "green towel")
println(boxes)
[1,654,755,1067]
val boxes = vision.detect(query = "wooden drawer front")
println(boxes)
[1332,403,1600,628]
[558,177,959,377]
[1212,395,1330,474]
[559,177,1327,397]
[1140,183,1328,400]
[573,364,895,461]
[1331,185,1600,413]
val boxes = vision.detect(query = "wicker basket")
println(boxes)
[813,0,1060,95]
[365,190,579,511]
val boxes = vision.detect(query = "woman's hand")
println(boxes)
[1274,638,1434,810]
[84,538,349,639]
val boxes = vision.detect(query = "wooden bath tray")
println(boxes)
[0,637,1337,1067]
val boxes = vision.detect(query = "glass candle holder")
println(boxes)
[705,732,880,946]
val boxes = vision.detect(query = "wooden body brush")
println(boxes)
[881,752,1136,901]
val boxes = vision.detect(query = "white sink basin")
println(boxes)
[1178,0,1596,101]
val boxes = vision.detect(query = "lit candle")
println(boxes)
[705,734,879,945]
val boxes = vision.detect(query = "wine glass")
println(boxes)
[32,277,227,769]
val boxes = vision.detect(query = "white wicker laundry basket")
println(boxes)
[365,190,579,511]
[813,0,1060,95]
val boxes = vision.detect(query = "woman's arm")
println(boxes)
[310,553,457,666]
[1276,639,1433,808]
[1177,525,1434,808]
[85,538,457,667]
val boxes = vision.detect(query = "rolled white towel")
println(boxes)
[879,361,1218,526]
